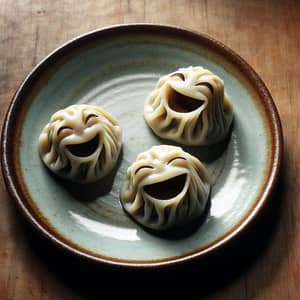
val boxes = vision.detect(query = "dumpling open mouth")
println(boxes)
[67,135,100,157]
[167,88,204,113]
[143,174,187,200]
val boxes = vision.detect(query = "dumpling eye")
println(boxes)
[135,166,154,174]
[168,157,186,164]
[57,126,72,135]
[85,114,98,124]
[196,82,214,94]
[171,72,185,81]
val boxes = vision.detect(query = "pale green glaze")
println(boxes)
[16,28,274,264]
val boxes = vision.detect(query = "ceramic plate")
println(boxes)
[1,24,282,268]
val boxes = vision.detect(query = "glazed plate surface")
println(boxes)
[1,24,282,267]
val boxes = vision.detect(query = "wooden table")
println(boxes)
[0,1,299,299]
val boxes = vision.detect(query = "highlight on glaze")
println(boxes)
[144,66,233,145]
[120,145,210,231]
[38,104,122,183]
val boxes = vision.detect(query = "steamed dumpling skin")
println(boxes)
[38,104,122,183]
[144,66,233,146]
[120,145,210,231]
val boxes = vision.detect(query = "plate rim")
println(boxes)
[1,23,283,268]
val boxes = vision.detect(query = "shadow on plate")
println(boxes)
[149,123,233,163]
[21,170,286,298]
[44,147,124,203]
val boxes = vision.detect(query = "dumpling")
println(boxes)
[144,66,233,145]
[38,104,122,183]
[120,145,210,231]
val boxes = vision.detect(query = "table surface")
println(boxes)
[0,0,299,299]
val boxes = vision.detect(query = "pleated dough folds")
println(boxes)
[144,66,233,145]
[120,145,210,231]
[38,104,122,183]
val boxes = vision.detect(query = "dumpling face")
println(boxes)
[120,145,210,231]
[38,104,122,183]
[144,66,233,145]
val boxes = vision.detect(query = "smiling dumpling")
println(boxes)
[38,104,122,183]
[144,66,233,145]
[120,145,210,231]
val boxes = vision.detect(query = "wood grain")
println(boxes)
[1,0,299,299]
